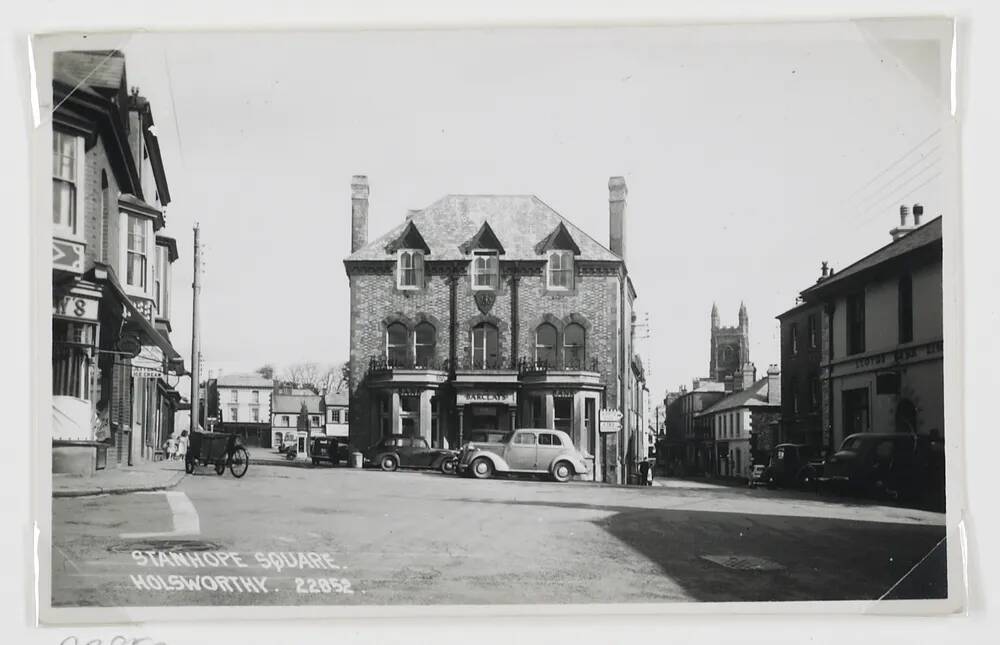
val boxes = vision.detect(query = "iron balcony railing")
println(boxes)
[365,354,601,378]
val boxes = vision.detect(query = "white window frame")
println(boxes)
[230,406,238,422]
[547,250,574,290]
[251,390,260,404]
[230,389,239,403]
[123,214,151,292]
[250,406,260,423]
[396,249,424,290]
[470,249,499,291]
[52,131,85,239]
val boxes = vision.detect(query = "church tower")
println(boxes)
[709,303,752,390]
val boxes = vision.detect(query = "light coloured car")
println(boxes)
[458,428,591,482]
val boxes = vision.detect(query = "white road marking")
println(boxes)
[120,491,201,539]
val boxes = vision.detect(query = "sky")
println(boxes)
[93,20,949,400]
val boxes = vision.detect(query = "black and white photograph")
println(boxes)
[30,15,966,625]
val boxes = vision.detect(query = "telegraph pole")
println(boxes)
[189,223,202,434]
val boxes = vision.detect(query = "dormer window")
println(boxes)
[397,250,424,290]
[547,251,574,290]
[471,250,499,290]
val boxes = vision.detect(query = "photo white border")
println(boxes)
[5,1,996,643]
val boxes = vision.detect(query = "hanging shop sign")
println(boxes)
[456,390,516,407]
[116,335,142,358]
[53,294,99,322]
[53,238,84,273]
[131,346,164,377]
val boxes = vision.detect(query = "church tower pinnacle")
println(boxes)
[711,302,720,329]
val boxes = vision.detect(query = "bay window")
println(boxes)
[126,215,148,289]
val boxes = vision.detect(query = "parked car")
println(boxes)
[763,443,823,488]
[819,432,924,500]
[276,432,297,454]
[309,435,350,466]
[458,428,591,482]
[362,435,459,474]
[748,464,768,488]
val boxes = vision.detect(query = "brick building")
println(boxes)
[51,51,184,474]
[776,297,824,449]
[344,176,641,483]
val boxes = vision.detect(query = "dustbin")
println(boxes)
[350,451,364,469]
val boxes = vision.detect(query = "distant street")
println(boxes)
[52,463,947,606]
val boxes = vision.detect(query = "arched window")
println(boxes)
[534,323,557,366]
[386,323,409,366]
[471,322,499,368]
[563,323,585,368]
[414,322,436,367]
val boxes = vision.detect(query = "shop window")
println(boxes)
[846,292,866,355]
[52,320,94,399]
[563,323,586,368]
[534,323,557,365]
[898,275,914,344]
[414,322,436,367]
[471,250,499,290]
[397,250,424,290]
[386,323,409,366]
[471,322,499,368]
[554,398,572,433]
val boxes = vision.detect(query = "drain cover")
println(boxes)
[108,539,222,553]
[700,555,785,571]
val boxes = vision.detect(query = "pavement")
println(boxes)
[52,460,187,497]
[51,463,948,607]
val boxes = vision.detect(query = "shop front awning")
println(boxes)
[99,268,184,372]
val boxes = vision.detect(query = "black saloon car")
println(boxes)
[363,435,459,474]
[309,435,350,466]
[764,443,822,488]
[819,432,924,500]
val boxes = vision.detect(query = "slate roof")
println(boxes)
[801,217,942,299]
[53,50,126,92]
[346,195,622,263]
[699,377,777,415]
[216,373,273,388]
[324,390,349,407]
[271,394,323,415]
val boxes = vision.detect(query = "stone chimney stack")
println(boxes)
[766,364,781,406]
[609,176,627,260]
[913,203,924,226]
[351,175,370,253]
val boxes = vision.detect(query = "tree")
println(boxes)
[334,362,351,392]
[256,364,276,380]
[281,362,325,394]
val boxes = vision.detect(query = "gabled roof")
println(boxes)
[699,377,777,415]
[324,390,349,407]
[53,51,126,93]
[459,221,506,255]
[801,217,942,300]
[346,195,621,263]
[534,221,582,255]
[384,220,431,255]
[271,394,322,415]
[216,373,273,388]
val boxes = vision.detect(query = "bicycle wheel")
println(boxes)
[229,446,250,478]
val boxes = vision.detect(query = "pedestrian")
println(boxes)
[177,430,189,463]
[645,458,655,486]
[166,436,177,460]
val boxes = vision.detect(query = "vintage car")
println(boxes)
[276,432,298,454]
[458,428,591,483]
[309,435,351,466]
[818,432,923,500]
[362,435,459,474]
[763,443,823,488]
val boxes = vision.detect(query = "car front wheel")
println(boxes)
[380,455,398,472]
[440,458,458,475]
[551,461,573,483]
[470,457,493,479]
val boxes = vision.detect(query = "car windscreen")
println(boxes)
[840,437,865,451]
